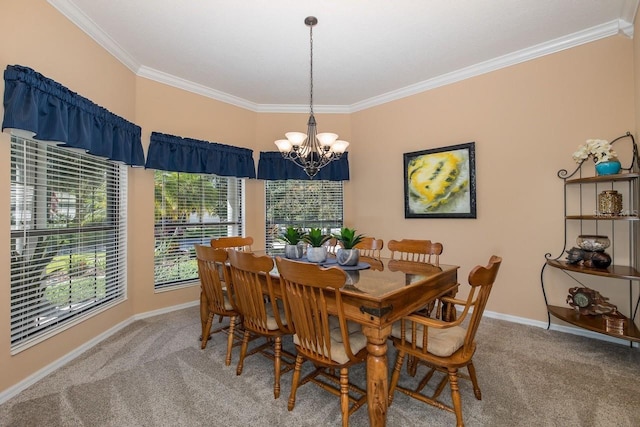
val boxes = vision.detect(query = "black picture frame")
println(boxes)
[403,142,476,218]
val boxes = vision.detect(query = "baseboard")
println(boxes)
[0,300,199,405]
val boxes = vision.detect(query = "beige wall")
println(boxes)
[0,0,637,395]
[349,36,635,321]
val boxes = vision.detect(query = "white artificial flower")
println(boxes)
[572,139,617,164]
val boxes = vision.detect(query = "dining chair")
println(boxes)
[198,236,253,341]
[387,238,443,266]
[388,255,502,427]
[388,238,449,323]
[275,257,368,427]
[354,237,384,259]
[227,249,296,399]
[210,236,253,251]
[324,237,341,257]
[194,244,242,364]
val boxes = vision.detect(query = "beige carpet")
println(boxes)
[1,306,639,426]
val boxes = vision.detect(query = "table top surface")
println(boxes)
[262,253,459,300]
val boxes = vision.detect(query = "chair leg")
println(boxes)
[467,361,482,400]
[288,354,304,411]
[273,336,282,399]
[224,315,236,366]
[200,312,214,350]
[388,349,406,405]
[448,368,464,427]
[407,355,418,377]
[236,330,250,375]
[199,291,210,342]
[340,367,349,427]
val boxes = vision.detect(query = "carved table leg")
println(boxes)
[362,325,392,427]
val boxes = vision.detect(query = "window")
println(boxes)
[10,137,127,350]
[154,171,244,288]
[265,180,343,253]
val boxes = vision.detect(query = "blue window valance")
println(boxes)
[145,132,256,178]
[257,151,350,181]
[2,64,145,166]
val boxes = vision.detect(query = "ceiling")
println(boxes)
[49,0,639,113]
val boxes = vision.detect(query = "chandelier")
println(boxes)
[274,16,349,178]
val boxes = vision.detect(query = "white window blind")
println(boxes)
[10,137,127,350]
[265,180,343,254]
[154,171,244,288]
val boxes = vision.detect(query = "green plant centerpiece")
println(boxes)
[303,228,331,263]
[279,226,306,259]
[333,227,365,266]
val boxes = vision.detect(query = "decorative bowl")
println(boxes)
[576,235,610,252]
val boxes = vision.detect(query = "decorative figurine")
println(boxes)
[566,286,617,315]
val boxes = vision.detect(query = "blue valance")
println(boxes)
[2,64,144,166]
[145,132,256,178]
[257,151,350,181]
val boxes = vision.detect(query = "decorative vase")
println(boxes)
[336,248,360,266]
[284,243,303,259]
[306,246,327,263]
[595,160,621,176]
[589,251,612,269]
[576,235,610,252]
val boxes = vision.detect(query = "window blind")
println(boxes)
[10,137,127,349]
[154,171,244,288]
[265,180,343,254]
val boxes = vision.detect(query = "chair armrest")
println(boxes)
[403,312,464,329]
[440,296,467,306]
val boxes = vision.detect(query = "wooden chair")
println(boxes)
[388,239,448,321]
[227,249,295,399]
[194,244,242,364]
[210,236,253,251]
[354,237,384,259]
[388,256,502,427]
[198,236,253,340]
[275,257,368,427]
[324,237,341,257]
[388,238,443,266]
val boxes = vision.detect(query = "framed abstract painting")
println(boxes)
[403,142,476,218]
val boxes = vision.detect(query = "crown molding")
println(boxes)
[47,0,636,114]
[349,19,630,112]
[136,66,261,111]
[48,0,140,73]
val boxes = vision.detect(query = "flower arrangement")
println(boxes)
[572,139,618,165]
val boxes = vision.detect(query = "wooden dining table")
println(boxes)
[204,254,459,427]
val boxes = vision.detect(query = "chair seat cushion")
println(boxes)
[294,317,367,365]
[391,321,466,357]
[265,301,288,330]
[222,294,234,311]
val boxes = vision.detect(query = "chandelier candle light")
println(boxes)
[274,16,349,178]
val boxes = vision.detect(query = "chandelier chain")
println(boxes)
[309,22,314,116]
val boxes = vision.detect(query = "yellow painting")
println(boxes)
[404,142,476,218]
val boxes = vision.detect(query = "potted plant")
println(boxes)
[303,228,331,263]
[333,227,365,266]
[278,226,306,259]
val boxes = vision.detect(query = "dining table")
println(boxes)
[204,253,459,427]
